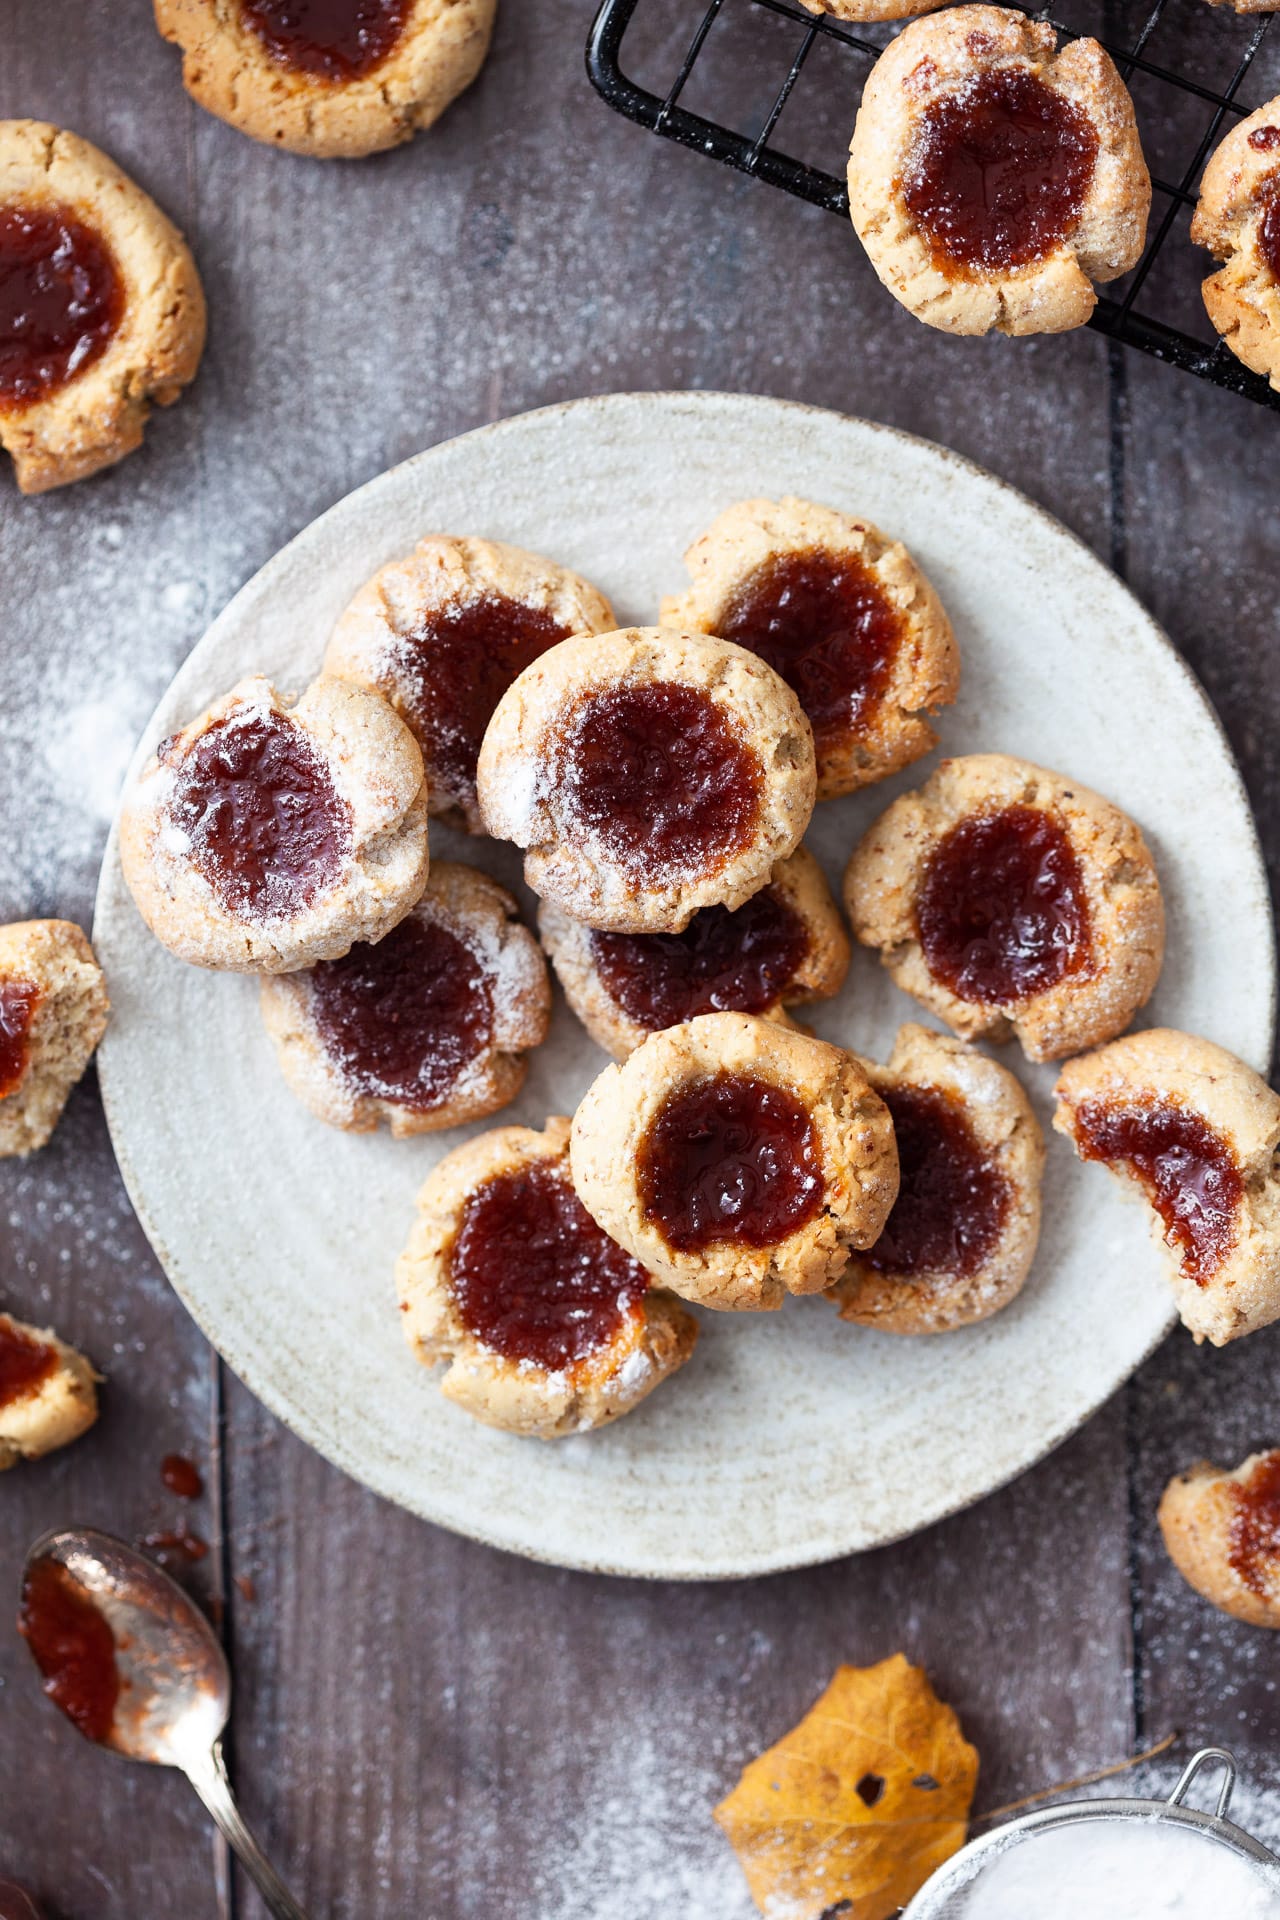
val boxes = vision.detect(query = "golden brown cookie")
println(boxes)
[396,1116,697,1437]
[260,861,549,1135]
[844,754,1164,1063]
[1055,1029,1280,1347]
[848,8,1150,336]
[0,1313,99,1469]
[477,628,816,935]
[570,1012,899,1312]
[0,921,109,1158]
[660,497,959,800]
[120,673,430,974]
[154,0,496,159]
[828,1023,1044,1333]
[324,535,616,832]
[1192,100,1280,392]
[1160,1452,1280,1628]
[799,0,948,19]
[0,120,205,494]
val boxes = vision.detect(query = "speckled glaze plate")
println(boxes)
[93,393,1275,1580]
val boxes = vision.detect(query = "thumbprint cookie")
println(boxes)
[0,121,205,493]
[828,1024,1044,1334]
[476,628,816,935]
[798,0,948,21]
[570,1012,899,1312]
[660,496,958,800]
[154,0,496,159]
[0,921,109,1159]
[538,845,849,1062]
[1193,101,1280,393]
[396,1117,697,1438]
[120,673,430,974]
[844,754,1164,1063]
[324,535,615,832]
[1055,1029,1280,1347]
[0,1313,99,1470]
[260,862,550,1134]
[847,8,1149,336]
[1160,1452,1280,1629]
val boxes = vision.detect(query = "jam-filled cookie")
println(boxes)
[154,0,496,159]
[324,535,615,832]
[0,120,205,494]
[477,628,816,935]
[1192,101,1280,392]
[0,1313,99,1470]
[1055,1029,1280,1347]
[844,754,1164,1063]
[848,8,1149,336]
[1160,1451,1280,1628]
[396,1117,697,1437]
[121,673,430,974]
[570,1011,898,1312]
[0,921,109,1159]
[260,862,549,1135]
[799,0,948,20]
[539,846,849,1062]
[828,1023,1044,1333]
[660,497,958,800]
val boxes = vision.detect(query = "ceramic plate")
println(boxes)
[93,392,1275,1579]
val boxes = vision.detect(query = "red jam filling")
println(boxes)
[239,0,411,81]
[1229,1451,1280,1596]
[0,1318,57,1407]
[1257,192,1280,284]
[1248,127,1280,151]
[916,803,1092,1005]
[18,1558,120,1744]
[309,914,492,1111]
[1070,1098,1242,1286]
[160,1453,204,1499]
[638,1070,824,1251]
[864,1083,1009,1278]
[903,67,1099,276]
[0,206,124,412]
[450,1160,649,1371]
[0,980,41,1099]
[590,886,810,1031]
[165,706,350,920]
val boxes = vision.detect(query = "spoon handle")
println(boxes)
[184,1740,311,1920]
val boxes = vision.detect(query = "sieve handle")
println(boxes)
[1167,1747,1238,1820]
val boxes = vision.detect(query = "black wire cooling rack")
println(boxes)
[586,0,1280,410]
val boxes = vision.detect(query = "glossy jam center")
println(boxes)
[865,1083,1009,1278]
[0,979,41,1098]
[590,886,810,1031]
[0,205,124,411]
[309,914,492,1110]
[718,547,903,747]
[638,1070,824,1251]
[903,67,1099,275]
[561,682,763,880]
[0,1318,57,1406]
[1070,1098,1242,1285]
[239,0,411,80]
[916,803,1091,1005]
[18,1558,120,1744]
[1229,1451,1280,1596]
[1257,191,1280,284]
[165,707,350,919]
[450,1160,650,1371]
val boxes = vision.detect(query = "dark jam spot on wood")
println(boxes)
[239,0,411,80]
[717,547,903,748]
[0,206,124,412]
[1071,1098,1242,1286]
[1258,193,1280,284]
[1229,1451,1280,1596]
[0,980,41,1099]
[865,1083,1009,1278]
[590,886,810,1031]
[450,1161,649,1372]
[18,1559,119,1744]
[1248,127,1280,151]
[160,1453,204,1500]
[903,67,1099,276]
[309,914,492,1110]
[167,707,350,920]
[141,1525,209,1569]
[562,682,763,881]
[638,1070,824,1252]
[0,1318,57,1407]
[916,803,1091,1005]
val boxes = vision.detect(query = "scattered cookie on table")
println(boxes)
[1192,100,1280,393]
[660,496,958,800]
[844,753,1164,1063]
[0,920,109,1158]
[1160,1451,1280,1627]
[0,1312,99,1469]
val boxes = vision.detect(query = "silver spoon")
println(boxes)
[19,1526,309,1920]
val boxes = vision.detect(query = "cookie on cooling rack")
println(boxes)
[797,0,949,20]
[0,921,109,1159]
[1193,99,1280,392]
[847,7,1150,336]
[0,1313,99,1470]
[1160,1451,1280,1628]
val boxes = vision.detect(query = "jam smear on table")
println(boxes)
[717,547,903,748]
[1069,1098,1241,1285]
[160,1453,204,1500]
[141,1526,209,1569]
[165,706,351,919]
[309,913,492,1109]
[561,682,763,880]
[638,1070,824,1251]
[239,0,412,81]
[0,980,41,1099]
[903,68,1099,276]
[1229,1450,1280,1595]
[450,1161,649,1371]
[1257,192,1280,284]
[18,1558,119,1744]
[590,886,810,1030]
[864,1083,1009,1277]
[0,1317,57,1407]
[915,803,1091,1004]
[0,206,124,412]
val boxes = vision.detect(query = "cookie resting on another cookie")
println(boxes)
[0,921,109,1159]
[1160,1451,1280,1628]
[0,1313,99,1470]
[1193,100,1280,392]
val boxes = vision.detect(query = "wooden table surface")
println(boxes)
[2,2,1279,1914]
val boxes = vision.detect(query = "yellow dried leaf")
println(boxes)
[714,1653,979,1920]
